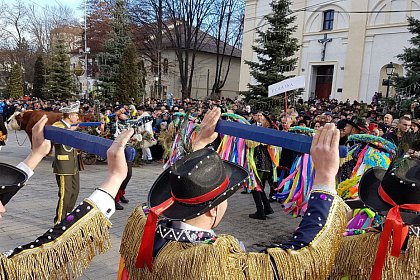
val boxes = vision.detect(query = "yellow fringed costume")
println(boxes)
[0,199,112,280]
[331,231,420,279]
[119,191,349,280]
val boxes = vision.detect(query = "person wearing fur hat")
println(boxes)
[0,115,134,279]
[52,101,83,224]
[117,108,350,279]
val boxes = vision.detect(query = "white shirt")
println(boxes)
[15,162,115,219]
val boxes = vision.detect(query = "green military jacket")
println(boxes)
[52,120,79,175]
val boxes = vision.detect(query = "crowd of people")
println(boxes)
[1,96,419,153]
[0,95,419,279]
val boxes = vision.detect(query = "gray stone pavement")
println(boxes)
[0,130,299,279]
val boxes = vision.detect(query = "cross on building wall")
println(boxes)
[318,33,332,61]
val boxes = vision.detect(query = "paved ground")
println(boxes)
[0,130,299,279]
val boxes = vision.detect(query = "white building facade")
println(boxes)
[240,0,420,102]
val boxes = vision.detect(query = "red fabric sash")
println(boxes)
[370,186,420,280]
[135,177,229,271]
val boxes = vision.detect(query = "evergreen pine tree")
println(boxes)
[138,60,147,98]
[44,41,74,100]
[396,17,420,96]
[33,55,46,98]
[7,64,24,99]
[244,0,299,99]
[98,0,139,102]
[116,43,140,103]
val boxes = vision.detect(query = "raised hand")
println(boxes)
[31,115,51,158]
[193,107,221,151]
[310,123,340,190]
[22,115,52,171]
[100,128,134,198]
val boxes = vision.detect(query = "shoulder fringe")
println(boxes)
[120,206,249,280]
[0,202,112,280]
[330,232,420,279]
[265,195,349,280]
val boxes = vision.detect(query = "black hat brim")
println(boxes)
[346,120,365,131]
[148,160,248,220]
[0,162,28,205]
[359,167,420,225]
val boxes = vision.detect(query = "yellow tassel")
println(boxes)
[264,195,349,280]
[120,206,247,279]
[331,232,420,279]
[1,200,112,280]
[121,195,350,280]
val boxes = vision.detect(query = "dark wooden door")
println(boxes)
[315,65,334,99]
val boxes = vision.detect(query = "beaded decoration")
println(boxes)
[347,134,397,157]
[289,126,315,136]
[338,135,394,200]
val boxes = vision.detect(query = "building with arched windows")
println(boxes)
[239,0,420,101]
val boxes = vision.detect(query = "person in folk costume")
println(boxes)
[0,114,7,151]
[0,116,135,279]
[111,106,134,210]
[52,101,84,224]
[272,116,298,202]
[248,112,278,220]
[339,118,368,183]
[331,155,420,280]
[117,108,350,280]
[136,106,155,164]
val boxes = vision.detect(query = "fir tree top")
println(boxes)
[245,0,300,98]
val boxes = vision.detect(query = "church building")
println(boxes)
[239,0,420,101]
